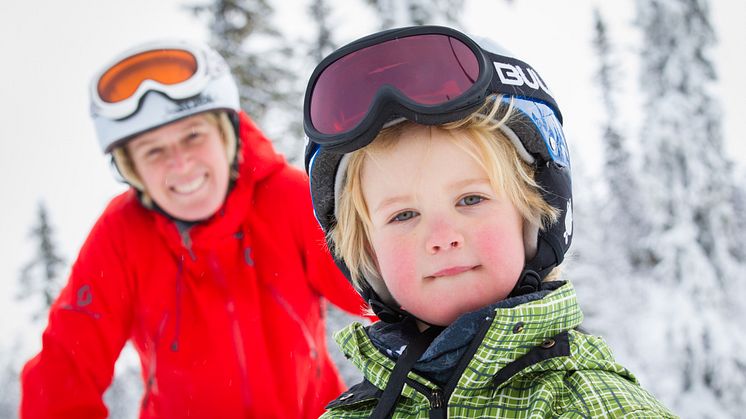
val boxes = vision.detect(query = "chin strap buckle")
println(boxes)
[510,269,542,297]
[368,299,406,323]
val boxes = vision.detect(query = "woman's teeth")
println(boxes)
[172,175,206,194]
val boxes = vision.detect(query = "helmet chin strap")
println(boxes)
[510,232,563,297]
[365,283,441,328]
[368,297,445,329]
[368,298,408,324]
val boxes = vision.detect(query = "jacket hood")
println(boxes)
[235,111,286,183]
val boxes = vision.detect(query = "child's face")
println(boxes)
[361,125,525,326]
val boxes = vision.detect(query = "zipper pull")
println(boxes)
[430,388,444,409]
[178,226,197,261]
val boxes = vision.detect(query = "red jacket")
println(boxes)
[21,113,365,418]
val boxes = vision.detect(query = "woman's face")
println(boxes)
[361,125,525,326]
[127,114,230,221]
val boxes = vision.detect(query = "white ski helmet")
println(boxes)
[89,39,240,153]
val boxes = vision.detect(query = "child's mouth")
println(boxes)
[426,265,479,279]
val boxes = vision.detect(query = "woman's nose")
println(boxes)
[165,145,191,169]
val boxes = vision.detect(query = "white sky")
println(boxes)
[0,0,743,343]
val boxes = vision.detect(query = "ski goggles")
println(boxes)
[91,43,211,120]
[303,25,562,154]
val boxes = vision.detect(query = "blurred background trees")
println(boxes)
[5,1,744,417]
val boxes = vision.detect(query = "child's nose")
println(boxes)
[426,219,464,254]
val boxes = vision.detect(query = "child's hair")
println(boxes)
[111,110,238,208]
[330,95,561,290]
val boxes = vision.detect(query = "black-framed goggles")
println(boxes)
[303,25,562,158]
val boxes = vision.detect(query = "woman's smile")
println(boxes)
[170,173,209,195]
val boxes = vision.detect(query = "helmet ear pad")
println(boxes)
[111,145,146,192]
[523,220,539,260]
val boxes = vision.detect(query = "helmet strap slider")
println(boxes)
[368,299,407,324]
[510,269,542,297]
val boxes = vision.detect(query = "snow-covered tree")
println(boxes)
[189,0,304,159]
[633,0,746,414]
[1,204,67,415]
[591,7,652,272]
[17,202,66,321]
[365,0,465,28]
[308,0,337,62]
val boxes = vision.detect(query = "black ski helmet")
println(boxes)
[304,26,573,323]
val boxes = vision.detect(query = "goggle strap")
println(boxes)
[486,52,563,123]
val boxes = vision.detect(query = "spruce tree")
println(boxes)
[635,0,745,414]
[365,0,464,28]
[308,0,337,63]
[8,204,67,416]
[17,202,66,321]
[190,0,304,159]
[303,0,369,386]
[592,7,652,271]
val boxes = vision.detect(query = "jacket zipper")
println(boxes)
[430,388,444,409]
[209,255,253,410]
[406,378,446,417]
[179,228,196,261]
[179,227,253,412]
[399,317,495,418]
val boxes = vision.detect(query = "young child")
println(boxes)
[304,26,676,418]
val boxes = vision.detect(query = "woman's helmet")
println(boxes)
[89,39,241,153]
[304,26,573,322]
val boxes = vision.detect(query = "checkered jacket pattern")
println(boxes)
[323,282,677,418]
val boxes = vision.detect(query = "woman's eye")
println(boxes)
[145,148,163,158]
[391,210,418,223]
[458,195,485,206]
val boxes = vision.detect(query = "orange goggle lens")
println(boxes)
[97,49,198,103]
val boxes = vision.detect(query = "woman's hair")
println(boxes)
[111,110,238,208]
[330,96,560,290]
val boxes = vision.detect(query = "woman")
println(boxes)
[20,39,364,418]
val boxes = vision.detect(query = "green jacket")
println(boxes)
[323,282,676,418]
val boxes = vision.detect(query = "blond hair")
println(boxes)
[331,96,561,291]
[111,111,238,208]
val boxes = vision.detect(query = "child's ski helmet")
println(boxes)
[304,26,573,322]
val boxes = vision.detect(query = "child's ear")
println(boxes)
[523,220,538,260]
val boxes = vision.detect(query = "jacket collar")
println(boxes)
[335,281,584,393]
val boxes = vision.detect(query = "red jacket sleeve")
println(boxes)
[296,185,368,318]
[20,208,134,418]
[303,216,368,316]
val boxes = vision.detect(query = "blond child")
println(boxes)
[304,26,675,418]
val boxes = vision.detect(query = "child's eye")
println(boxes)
[458,195,485,206]
[390,210,418,223]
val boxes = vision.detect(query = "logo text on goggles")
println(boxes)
[493,62,553,97]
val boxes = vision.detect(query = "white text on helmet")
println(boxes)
[493,62,553,97]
